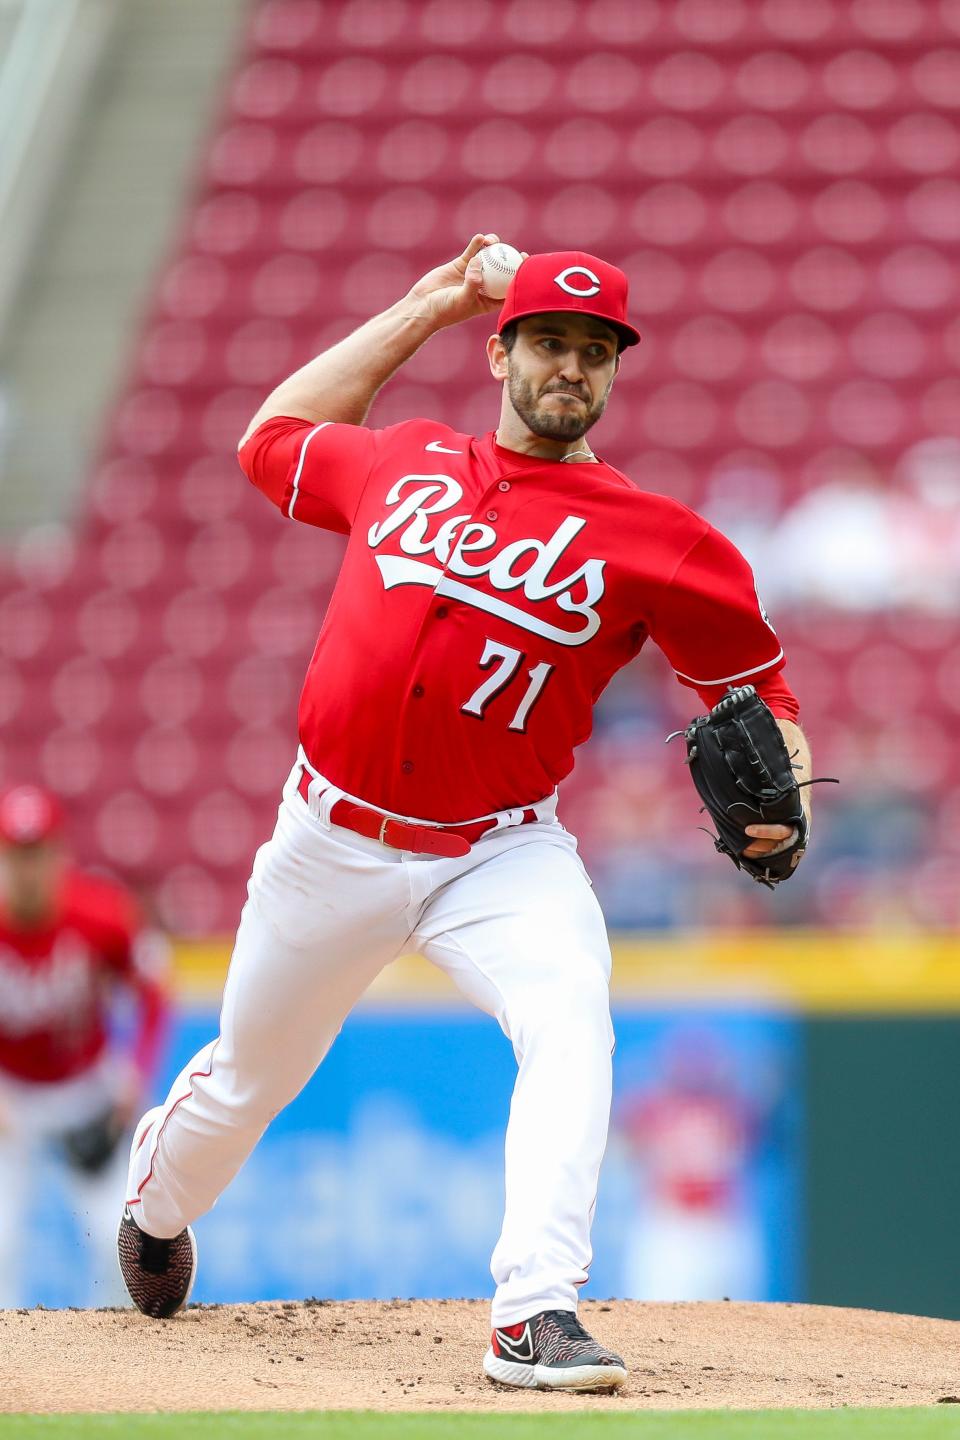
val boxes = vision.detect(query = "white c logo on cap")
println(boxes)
[554,266,601,297]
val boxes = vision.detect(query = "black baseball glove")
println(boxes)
[59,1109,125,1174]
[670,684,815,889]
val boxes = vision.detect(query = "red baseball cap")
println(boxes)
[497,250,641,348]
[0,785,64,845]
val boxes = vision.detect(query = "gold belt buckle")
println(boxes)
[378,815,389,844]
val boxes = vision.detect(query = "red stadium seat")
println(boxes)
[253,0,325,52]
[96,791,161,867]
[906,177,960,242]
[848,312,927,378]
[631,183,706,246]
[736,379,811,447]
[231,59,305,121]
[822,49,899,109]
[850,0,926,42]
[208,123,279,186]
[178,455,247,523]
[672,316,747,381]
[134,726,200,796]
[725,181,799,244]
[294,122,366,183]
[879,245,955,309]
[566,53,642,111]
[223,318,295,386]
[481,55,557,114]
[338,0,411,49]
[76,589,141,659]
[39,728,105,798]
[762,313,839,382]
[585,0,660,44]
[139,656,205,727]
[189,790,257,867]
[760,0,834,42]
[225,726,294,796]
[628,117,705,177]
[812,181,889,244]
[225,654,296,726]
[700,249,776,312]
[503,0,577,45]
[912,47,960,105]
[155,862,239,938]
[716,115,791,176]
[888,112,960,173]
[419,0,496,47]
[734,51,810,109]
[790,247,866,311]
[0,591,53,661]
[650,50,726,110]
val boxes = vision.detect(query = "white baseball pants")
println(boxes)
[127,759,614,1325]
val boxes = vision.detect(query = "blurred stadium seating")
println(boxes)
[2,0,960,933]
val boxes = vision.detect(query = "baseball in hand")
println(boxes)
[477,243,524,300]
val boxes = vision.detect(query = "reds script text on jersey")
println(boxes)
[240,417,798,821]
[0,871,162,1084]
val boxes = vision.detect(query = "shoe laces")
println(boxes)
[544,1310,591,1343]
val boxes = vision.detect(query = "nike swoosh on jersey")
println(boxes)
[495,1323,534,1362]
[425,440,462,453]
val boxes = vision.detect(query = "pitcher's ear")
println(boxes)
[487,333,509,380]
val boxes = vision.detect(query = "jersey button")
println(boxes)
[486,509,498,521]
[401,760,414,774]
[412,684,424,698]
[498,480,510,492]
[435,605,448,618]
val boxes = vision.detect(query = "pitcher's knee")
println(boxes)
[508,965,613,1058]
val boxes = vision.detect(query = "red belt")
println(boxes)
[296,768,539,858]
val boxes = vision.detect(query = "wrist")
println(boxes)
[392,295,445,338]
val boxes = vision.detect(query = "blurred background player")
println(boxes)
[616,1029,766,1302]
[0,784,169,1307]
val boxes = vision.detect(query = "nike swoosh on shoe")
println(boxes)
[494,1323,534,1361]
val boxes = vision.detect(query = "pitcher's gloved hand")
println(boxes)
[670,685,814,889]
[59,1109,125,1174]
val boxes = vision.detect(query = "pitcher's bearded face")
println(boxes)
[503,314,620,442]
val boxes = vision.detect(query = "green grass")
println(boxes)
[2,1413,960,1439]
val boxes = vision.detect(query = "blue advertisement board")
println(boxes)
[23,1004,803,1309]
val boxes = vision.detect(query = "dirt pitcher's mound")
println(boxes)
[4,1298,960,1413]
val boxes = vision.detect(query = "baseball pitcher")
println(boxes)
[118,237,812,1391]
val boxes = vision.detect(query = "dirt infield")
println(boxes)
[4,1298,960,1413]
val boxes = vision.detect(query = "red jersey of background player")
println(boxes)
[620,1088,754,1211]
[239,418,799,821]
[0,787,167,1086]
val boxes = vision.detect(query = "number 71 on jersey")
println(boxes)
[461,639,554,734]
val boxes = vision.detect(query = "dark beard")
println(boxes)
[507,368,609,442]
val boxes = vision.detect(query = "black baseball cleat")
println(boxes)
[484,1308,627,1391]
[117,1206,197,1318]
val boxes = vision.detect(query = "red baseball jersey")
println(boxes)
[240,416,798,822]
[0,869,166,1084]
